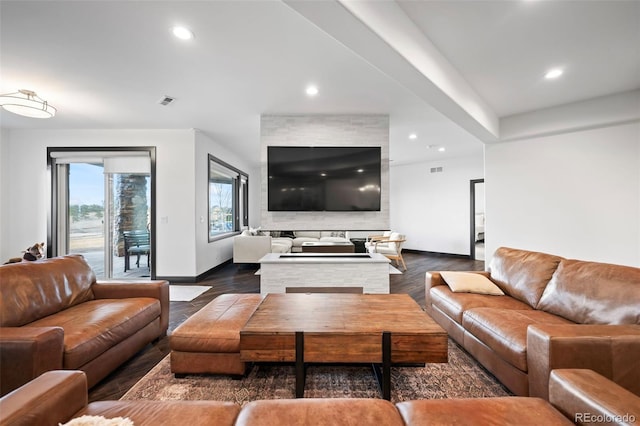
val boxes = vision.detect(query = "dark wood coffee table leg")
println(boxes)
[372,331,392,400]
[295,331,305,398]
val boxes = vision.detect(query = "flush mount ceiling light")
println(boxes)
[0,89,56,118]
[409,133,417,140]
[545,68,563,79]
[171,26,194,40]
[305,85,319,96]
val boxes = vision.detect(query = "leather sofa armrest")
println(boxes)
[527,324,640,400]
[425,271,445,316]
[0,370,88,426]
[549,369,640,425]
[0,327,64,396]
[92,280,170,336]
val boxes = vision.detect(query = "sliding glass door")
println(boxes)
[67,162,108,276]
[48,148,155,279]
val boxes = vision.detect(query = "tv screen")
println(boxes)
[268,146,381,212]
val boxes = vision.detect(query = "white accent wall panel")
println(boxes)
[260,115,390,230]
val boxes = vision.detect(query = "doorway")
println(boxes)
[48,147,155,279]
[470,179,485,261]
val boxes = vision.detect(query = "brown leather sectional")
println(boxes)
[2,369,639,425]
[426,246,640,398]
[0,255,169,396]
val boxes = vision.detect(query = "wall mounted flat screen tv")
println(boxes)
[268,146,381,211]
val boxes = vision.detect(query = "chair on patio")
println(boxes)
[368,232,407,271]
[123,230,150,272]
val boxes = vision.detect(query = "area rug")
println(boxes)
[169,285,211,302]
[121,340,511,405]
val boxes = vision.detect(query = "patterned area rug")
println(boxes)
[121,340,511,405]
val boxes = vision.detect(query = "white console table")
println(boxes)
[258,252,390,295]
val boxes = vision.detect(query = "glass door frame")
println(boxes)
[47,146,157,279]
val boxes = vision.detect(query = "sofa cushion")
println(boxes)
[440,272,505,295]
[488,247,563,308]
[320,231,346,238]
[236,398,405,426]
[84,401,240,426]
[462,308,572,372]
[319,237,348,243]
[0,255,96,327]
[271,242,291,254]
[27,298,160,369]
[537,259,640,325]
[396,397,573,425]
[430,286,531,324]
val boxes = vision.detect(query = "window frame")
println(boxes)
[207,154,248,242]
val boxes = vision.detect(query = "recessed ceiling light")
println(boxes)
[409,133,417,140]
[306,85,319,96]
[545,68,563,79]
[171,26,194,40]
[438,147,446,152]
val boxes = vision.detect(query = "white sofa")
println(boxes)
[233,230,351,263]
[233,233,293,264]
[289,231,351,252]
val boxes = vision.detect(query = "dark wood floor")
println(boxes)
[88,251,484,402]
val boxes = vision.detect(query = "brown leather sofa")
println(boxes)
[425,246,640,399]
[0,369,640,426]
[0,255,169,396]
[2,369,638,426]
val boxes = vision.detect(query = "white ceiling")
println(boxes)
[1,0,639,167]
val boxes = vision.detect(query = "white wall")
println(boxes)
[0,130,7,261]
[194,130,255,276]
[485,121,640,267]
[0,129,201,277]
[390,154,484,255]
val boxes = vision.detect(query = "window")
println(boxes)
[208,155,248,241]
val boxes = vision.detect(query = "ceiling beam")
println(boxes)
[283,0,499,143]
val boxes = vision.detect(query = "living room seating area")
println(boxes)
[2,248,640,425]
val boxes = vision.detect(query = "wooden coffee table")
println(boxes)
[239,293,448,399]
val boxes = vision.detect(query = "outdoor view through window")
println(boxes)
[68,162,150,278]
[208,155,247,240]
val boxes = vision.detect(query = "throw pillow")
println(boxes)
[60,415,135,426]
[440,271,504,295]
